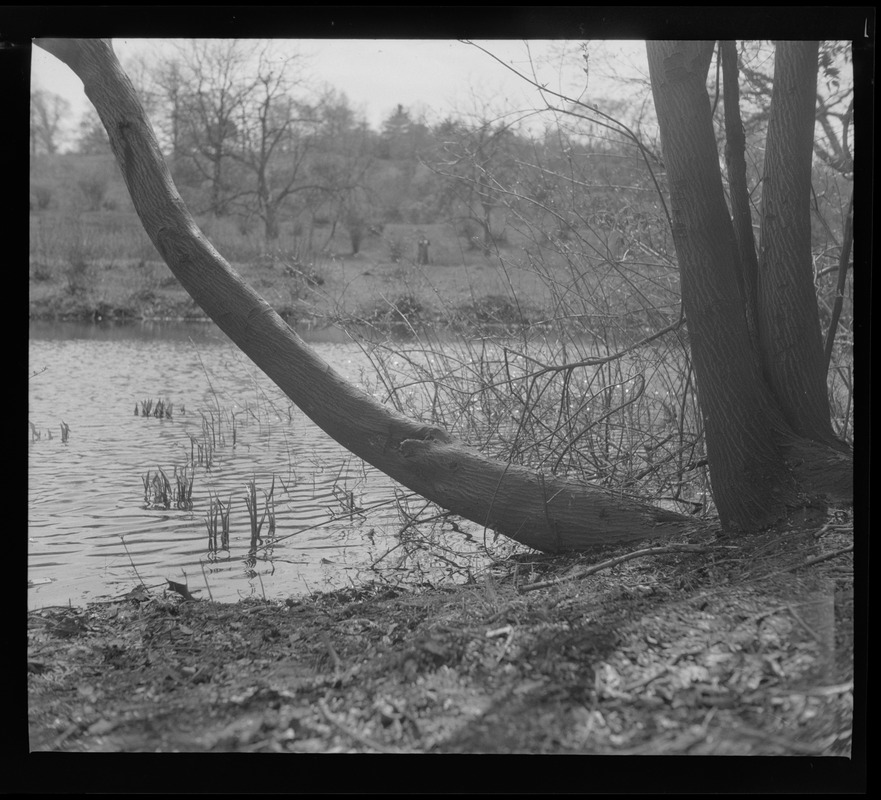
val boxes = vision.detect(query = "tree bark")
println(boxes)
[646,41,851,529]
[720,41,760,351]
[823,189,853,370]
[36,37,694,552]
[646,42,794,530]
[757,41,840,447]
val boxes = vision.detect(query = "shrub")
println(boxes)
[63,233,97,295]
[30,262,54,282]
[170,157,203,189]
[365,293,424,330]
[390,294,422,320]
[386,235,404,264]
[237,214,256,236]
[491,228,508,246]
[455,219,480,250]
[78,175,108,212]
[32,185,52,211]
[65,257,91,295]
[344,208,366,255]
[273,248,327,300]
[383,206,403,224]
[461,295,529,329]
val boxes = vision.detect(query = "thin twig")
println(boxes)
[321,632,342,674]
[479,318,685,392]
[199,561,214,603]
[770,680,853,697]
[520,543,731,593]
[823,189,853,370]
[119,535,146,588]
[623,666,670,693]
[464,40,672,229]
[735,724,829,756]
[317,696,401,754]
[784,544,853,573]
[786,603,821,642]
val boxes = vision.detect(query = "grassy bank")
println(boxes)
[28,208,563,328]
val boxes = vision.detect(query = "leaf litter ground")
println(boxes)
[27,515,855,761]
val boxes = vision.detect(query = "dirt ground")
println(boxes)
[26,513,860,789]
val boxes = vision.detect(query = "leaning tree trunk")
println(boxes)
[646,41,852,531]
[36,38,695,552]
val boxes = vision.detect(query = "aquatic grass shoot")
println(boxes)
[245,476,277,549]
[332,486,364,520]
[28,420,70,443]
[142,466,194,510]
[187,409,239,468]
[205,494,232,556]
[174,465,194,509]
[135,398,180,419]
[189,432,215,469]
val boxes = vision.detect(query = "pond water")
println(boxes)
[28,320,487,609]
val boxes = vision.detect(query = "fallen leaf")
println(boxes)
[123,585,151,603]
[167,580,197,601]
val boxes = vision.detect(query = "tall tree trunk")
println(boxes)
[646,41,800,530]
[263,203,279,243]
[646,41,851,530]
[36,37,695,553]
[757,41,839,447]
[210,148,226,217]
[720,40,760,351]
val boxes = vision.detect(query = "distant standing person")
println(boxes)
[417,234,430,266]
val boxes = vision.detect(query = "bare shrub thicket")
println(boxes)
[348,65,852,521]
[350,121,713,513]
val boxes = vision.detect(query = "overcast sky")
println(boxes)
[31,38,649,145]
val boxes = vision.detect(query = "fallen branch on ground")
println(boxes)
[317,695,404,754]
[519,543,735,593]
[784,544,853,573]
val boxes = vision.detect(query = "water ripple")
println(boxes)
[29,322,417,608]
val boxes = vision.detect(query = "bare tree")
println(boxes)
[76,108,112,155]
[30,89,70,155]
[309,90,375,251]
[228,46,318,244]
[379,103,429,160]
[434,112,522,255]
[148,55,189,158]
[172,39,260,216]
